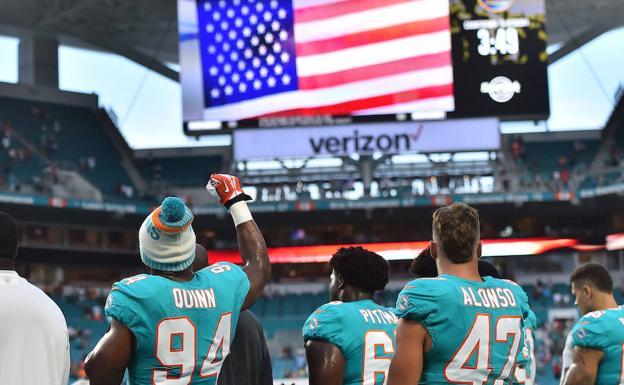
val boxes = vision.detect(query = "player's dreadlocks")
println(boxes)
[329,246,389,294]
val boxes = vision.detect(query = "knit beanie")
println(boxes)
[139,197,196,272]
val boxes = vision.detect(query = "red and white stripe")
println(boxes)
[203,0,453,121]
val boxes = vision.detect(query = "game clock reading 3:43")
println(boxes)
[449,0,549,120]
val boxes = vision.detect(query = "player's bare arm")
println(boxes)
[237,219,270,309]
[387,319,429,385]
[207,173,270,309]
[305,340,345,385]
[563,346,603,385]
[84,319,134,385]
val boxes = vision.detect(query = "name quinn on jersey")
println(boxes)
[173,288,217,309]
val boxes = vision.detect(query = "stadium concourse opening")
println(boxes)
[0,0,624,384]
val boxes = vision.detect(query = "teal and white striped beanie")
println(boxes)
[139,197,196,272]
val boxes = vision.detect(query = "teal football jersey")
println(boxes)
[524,309,538,383]
[514,309,538,385]
[571,306,624,385]
[303,299,398,385]
[105,262,250,385]
[396,275,530,385]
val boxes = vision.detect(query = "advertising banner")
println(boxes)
[234,118,499,160]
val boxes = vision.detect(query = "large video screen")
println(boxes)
[179,0,548,133]
[450,0,549,118]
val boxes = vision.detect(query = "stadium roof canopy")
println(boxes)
[0,0,622,82]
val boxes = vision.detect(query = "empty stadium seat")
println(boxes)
[0,96,134,196]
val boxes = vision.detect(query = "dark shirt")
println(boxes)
[218,310,273,385]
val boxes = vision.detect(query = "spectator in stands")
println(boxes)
[560,168,570,189]
[92,304,102,321]
[86,155,96,169]
[2,133,10,150]
[0,212,70,385]
[511,136,525,162]
[118,183,134,198]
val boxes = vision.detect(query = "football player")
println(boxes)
[409,245,538,385]
[388,203,530,385]
[563,263,623,385]
[85,174,270,385]
[303,246,396,385]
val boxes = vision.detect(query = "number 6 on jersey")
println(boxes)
[363,331,395,385]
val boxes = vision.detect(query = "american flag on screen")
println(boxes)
[196,0,454,120]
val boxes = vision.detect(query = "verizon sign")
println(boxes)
[233,118,499,160]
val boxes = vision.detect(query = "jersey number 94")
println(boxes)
[153,313,232,384]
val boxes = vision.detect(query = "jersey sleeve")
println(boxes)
[207,262,251,310]
[514,284,531,367]
[394,279,438,327]
[514,285,531,324]
[526,309,538,331]
[105,283,140,332]
[571,313,609,350]
[302,303,346,353]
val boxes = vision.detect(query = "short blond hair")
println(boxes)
[432,203,480,264]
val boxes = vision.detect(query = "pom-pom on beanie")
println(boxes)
[139,197,196,272]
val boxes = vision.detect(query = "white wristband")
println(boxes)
[229,201,253,226]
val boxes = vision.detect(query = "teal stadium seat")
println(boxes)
[0,96,134,196]
[136,155,223,188]
[522,140,601,182]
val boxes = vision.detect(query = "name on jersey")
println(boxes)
[359,309,398,325]
[461,287,517,308]
[172,288,217,309]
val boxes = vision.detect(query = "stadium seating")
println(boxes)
[0,96,134,196]
[136,155,223,188]
[49,292,108,382]
[521,140,601,184]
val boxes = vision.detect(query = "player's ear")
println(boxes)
[583,285,592,300]
[337,273,345,289]
[429,241,437,260]
[476,241,482,259]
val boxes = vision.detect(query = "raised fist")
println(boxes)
[206,174,252,208]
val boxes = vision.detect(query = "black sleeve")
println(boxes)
[219,310,273,385]
[255,313,273,385]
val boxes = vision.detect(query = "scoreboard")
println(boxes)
[179,0,549,134]
[449,0,549,119]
